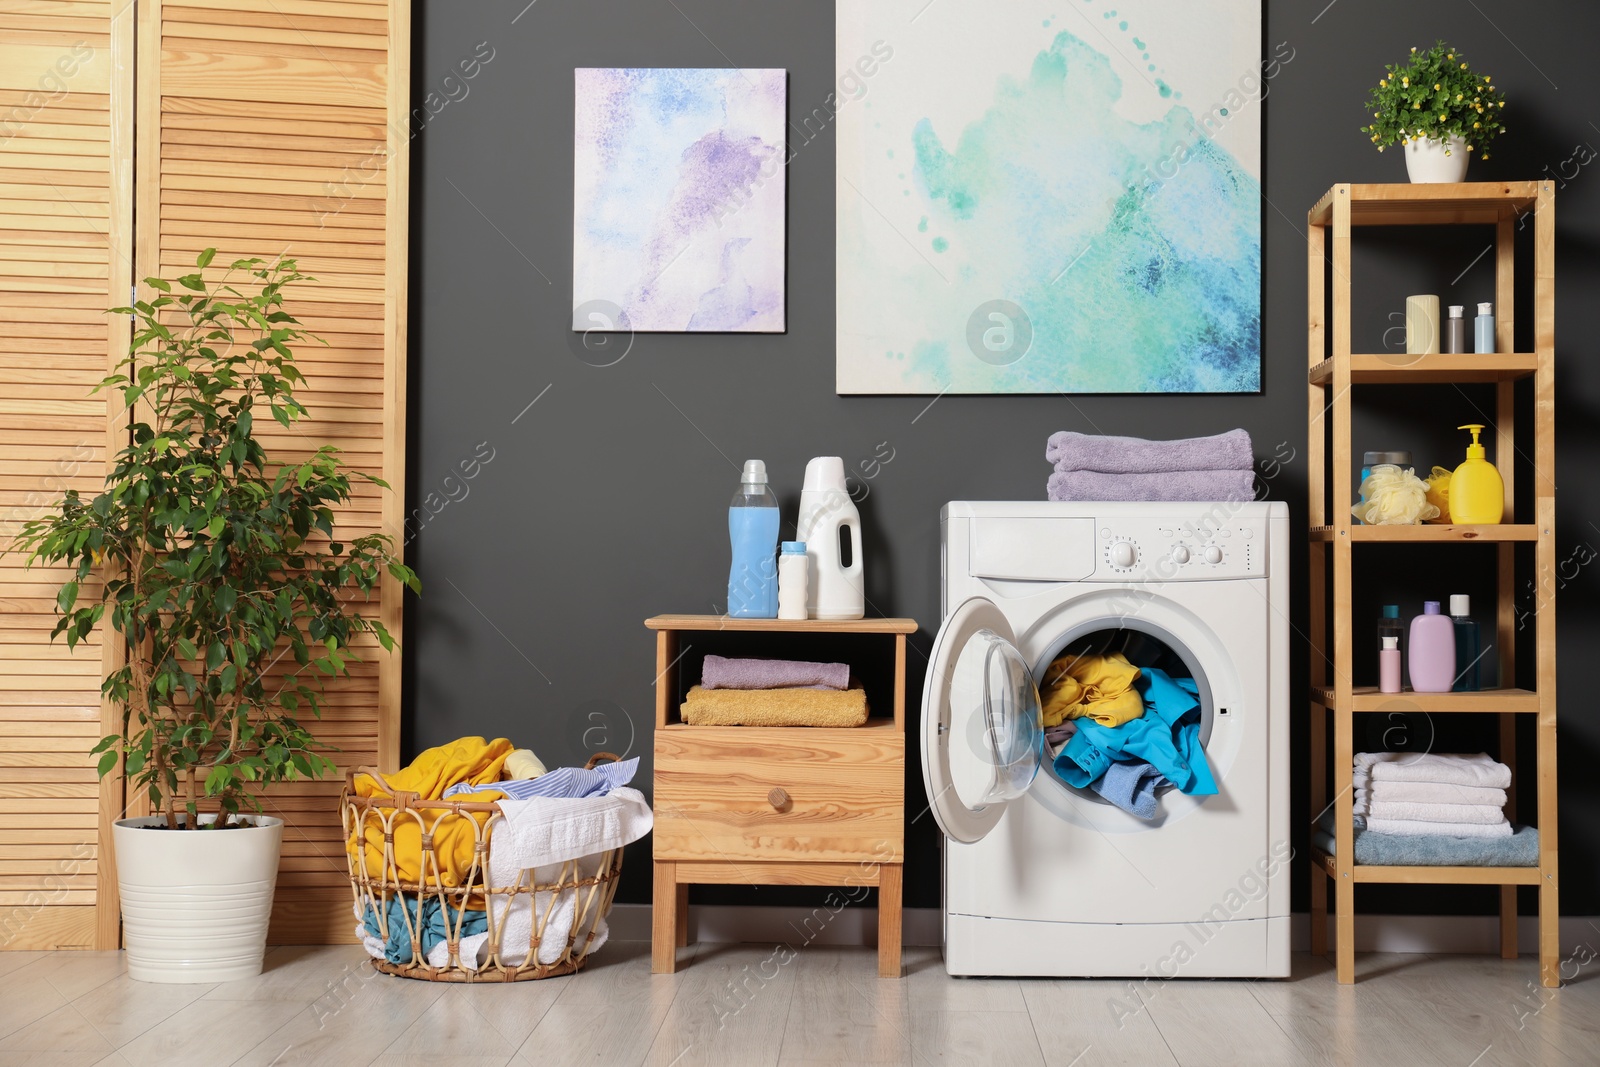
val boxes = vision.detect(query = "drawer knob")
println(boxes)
[768,787,791,811]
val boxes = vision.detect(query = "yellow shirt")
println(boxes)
[1040,652,1144,728]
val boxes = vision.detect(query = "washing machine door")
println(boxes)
[920,596,1044,844]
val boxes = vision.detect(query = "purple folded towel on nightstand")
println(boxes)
[1046,429,1253,474]
[1047,469,1257,503]
[700,655,850,691]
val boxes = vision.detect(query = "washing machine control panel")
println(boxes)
[1097,515,1265,579]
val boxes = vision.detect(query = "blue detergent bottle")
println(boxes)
[728,460,780,618]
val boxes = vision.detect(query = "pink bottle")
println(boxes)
[1379,636,1402,693]
[1407,601,1456,693]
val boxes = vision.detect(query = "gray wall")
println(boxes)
[407,0,1600,913]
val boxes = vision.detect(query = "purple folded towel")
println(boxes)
[701,655,850,691]
[1047,469,1257,503]
[1046,429,1253,474]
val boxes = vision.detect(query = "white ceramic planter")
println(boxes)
[113,814,283,983]
[1404,135,1470,183]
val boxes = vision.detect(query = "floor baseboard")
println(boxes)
[607,903,1596,956]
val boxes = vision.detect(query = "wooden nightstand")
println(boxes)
[645,614,916,977]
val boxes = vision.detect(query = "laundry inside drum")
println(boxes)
[1036,626,1217,817]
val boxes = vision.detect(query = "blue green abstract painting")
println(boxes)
[836,0,1269,394]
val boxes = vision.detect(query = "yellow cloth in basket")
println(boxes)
[681,684,869,727]
[1040,652,1143,728]
[348,736,513,890]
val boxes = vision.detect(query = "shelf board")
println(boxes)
[1312,847,1540,885]
[1308,181,1546,227]
[645,614,919,634]
[1309,524,1538,543]
[1309,352,1537,385]
[1310,686,1539,713]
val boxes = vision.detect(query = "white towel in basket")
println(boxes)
[479,785,653,969]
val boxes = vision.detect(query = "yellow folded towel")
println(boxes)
[681,683,869,727]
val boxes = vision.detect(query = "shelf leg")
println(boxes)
[1499,711,1519,960]
[1310,700,1327,959]
[675,882,689,948]
[878,863,903,978]
[652,861,679,974]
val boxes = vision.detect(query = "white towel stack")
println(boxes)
[1352,752,1513,838]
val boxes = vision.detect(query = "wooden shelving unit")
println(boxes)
[1305,181,1559,987]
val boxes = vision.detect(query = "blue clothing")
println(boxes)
[441,756,639,801]
[1054,669,1218,796]
[1090,758,1166,820]
[362,896,487,965]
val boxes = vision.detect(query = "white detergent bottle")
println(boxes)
[796,456,864,620]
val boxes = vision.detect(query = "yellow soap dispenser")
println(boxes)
[1448,424,1505,524]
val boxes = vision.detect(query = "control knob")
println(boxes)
[1110,541,1138,568]
[1171,545,1190,565]
[1204,545,1224,564]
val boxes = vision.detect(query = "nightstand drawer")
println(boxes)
[653,724,904,864]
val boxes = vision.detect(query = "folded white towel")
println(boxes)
[483,786,653,968]
[1355,781,1506,807]
[1365,816,1512,838]
[1367,800,1506,825]
[1355,751,1511,789]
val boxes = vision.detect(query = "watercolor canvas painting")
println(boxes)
[573,68,786,333]
[836,1,1267,393]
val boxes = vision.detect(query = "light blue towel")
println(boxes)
[1314,810,1539,867]
[441,756,640,801]
[1089,759,1165,820]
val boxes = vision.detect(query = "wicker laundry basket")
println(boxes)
[341,753,625,982]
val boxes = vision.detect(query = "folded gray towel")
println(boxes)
[700,655,849,691]
[1046,429,1253,474]
[1047,469,1257,503]
[1314,810,1538,867]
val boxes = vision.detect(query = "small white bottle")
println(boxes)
[777,541,809,620]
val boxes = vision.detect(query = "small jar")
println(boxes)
[777,541,809,620]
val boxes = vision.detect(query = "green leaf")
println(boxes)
[56,581,79,614]
[144,277,172,292]
[196,247,217,269]
[96,751,117,777]
[207,515,225,538]
[177,273,206,292]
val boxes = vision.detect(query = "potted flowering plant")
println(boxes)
[1360,41,1507,183]
[12,250,417,982]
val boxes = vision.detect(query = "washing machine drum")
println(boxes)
[922,598,1228,843]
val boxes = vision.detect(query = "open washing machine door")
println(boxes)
[920,597,1044,844]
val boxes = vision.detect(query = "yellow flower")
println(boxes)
[1414,102,1422,109]
[1402,77,1409,87]
[1439,113,1446,121]
[1498,100,1505,107]
[1379,79,1387,87]
[1434,83,1441,91]
[1448,53,1455,60]
[1456,94,1463,101]
[1484,75,1491,82]
[1411,46,1417,53]
[1474,121,1480,128]
[1467,144,1474,151]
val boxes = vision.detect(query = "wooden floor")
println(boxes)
[0,941,1596,1066]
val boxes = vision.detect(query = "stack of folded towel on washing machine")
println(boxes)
[1312,751,1540,867]
[1044,428,1257,503]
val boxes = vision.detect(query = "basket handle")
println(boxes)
[351,765,423,807]
[585,752,621,770]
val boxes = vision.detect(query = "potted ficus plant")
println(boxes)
[1360,41,1507,183]
[13,250,417,983]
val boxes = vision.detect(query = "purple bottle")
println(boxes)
[1407,601,1456,693]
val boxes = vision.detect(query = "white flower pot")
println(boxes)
[113,814,283,983]
[1404,135,1469,183]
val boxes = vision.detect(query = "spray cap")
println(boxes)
[1382,636,1399,650]
[1381,604,1400,619]
[1450,594,1471,616]
[1458,424,1487,460]
[1477,302,1493,317]
[781,541,807,554]
[1423,601,1442,615]
[802,456,847,492]
[741,459,769,485]
[1448,305,1465,318]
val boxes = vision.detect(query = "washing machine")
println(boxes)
[921,501,1290,977]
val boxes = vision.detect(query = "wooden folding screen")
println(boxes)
[0,0,407,950]
[137,0,410,943]
[0,0,132,951]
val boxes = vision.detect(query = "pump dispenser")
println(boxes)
[1448,424,1505,524]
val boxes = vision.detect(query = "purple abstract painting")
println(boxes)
[573,68,787,333]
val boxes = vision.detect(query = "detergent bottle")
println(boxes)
[1448,424,1505,524]
[727,460,779,618]
[796,457,864,620]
